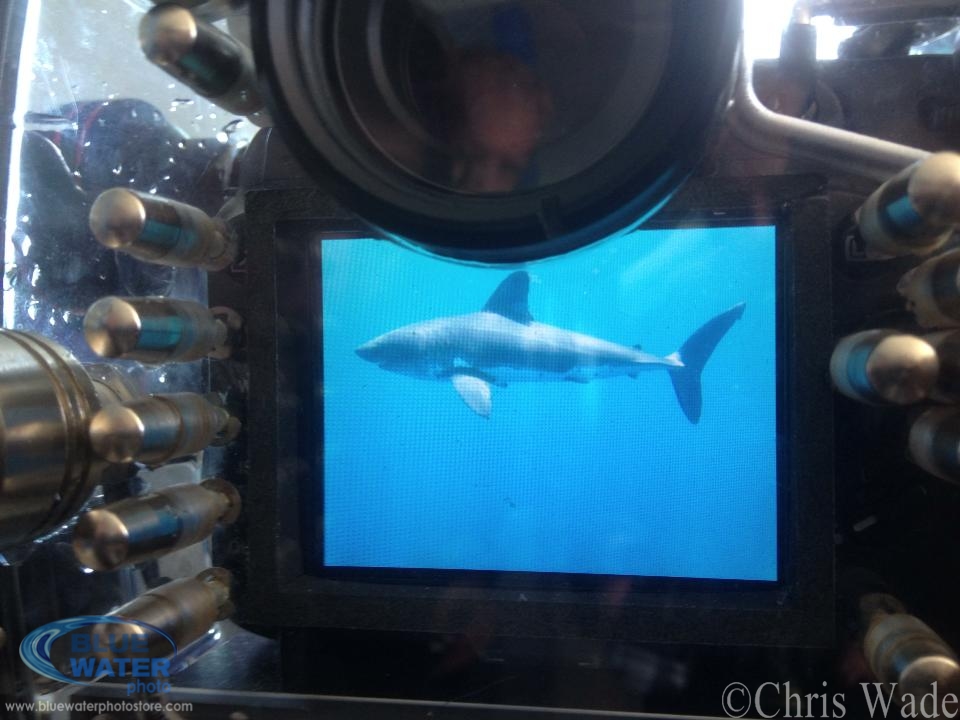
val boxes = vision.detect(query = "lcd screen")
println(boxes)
[319,225,778,582]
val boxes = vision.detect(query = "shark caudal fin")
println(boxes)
[667,303,745,424]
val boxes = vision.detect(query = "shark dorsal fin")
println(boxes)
[483,271,533,324]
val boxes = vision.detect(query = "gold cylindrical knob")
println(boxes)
[864,607,960,707]
[830,330,939,405]
[899,249,960,329]
[908,407,960,483]
[857,152,960,259]
[84,297,239,364]
[140,3,265,119]
[90,188,237,271]
[88,393,238,466]
[73,479,241,571]
[92,568,233,660]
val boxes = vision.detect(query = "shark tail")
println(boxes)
[666,303,745,424]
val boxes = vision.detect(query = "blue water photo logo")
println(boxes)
[20,615,177,695]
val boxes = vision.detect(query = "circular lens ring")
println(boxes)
[253,0,742,262]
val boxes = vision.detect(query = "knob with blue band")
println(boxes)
[830,329,939,405]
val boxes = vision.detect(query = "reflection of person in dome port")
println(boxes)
[445,50,553,193]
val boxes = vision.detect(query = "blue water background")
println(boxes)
[321,226,777,581]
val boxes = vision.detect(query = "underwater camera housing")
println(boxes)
[221,0,833,650]
[11,0,960,714]
[220,165,834,648]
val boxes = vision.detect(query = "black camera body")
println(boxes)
[217,165,835,649]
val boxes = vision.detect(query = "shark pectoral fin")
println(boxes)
[452,374,492,418]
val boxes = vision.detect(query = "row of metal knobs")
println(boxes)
[831,153,960,483]
[61,0,272,674]
[829,152,960,704]
[11,0,960,705]
[0,0,268,675]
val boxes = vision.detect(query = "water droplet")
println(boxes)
[148,187,158,195]
[216,131,228,144]
[21,236,31,255]
[112,165,122,175]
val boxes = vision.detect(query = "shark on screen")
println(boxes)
[356,271,744,422]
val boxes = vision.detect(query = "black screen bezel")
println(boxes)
[239,176,834,646]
